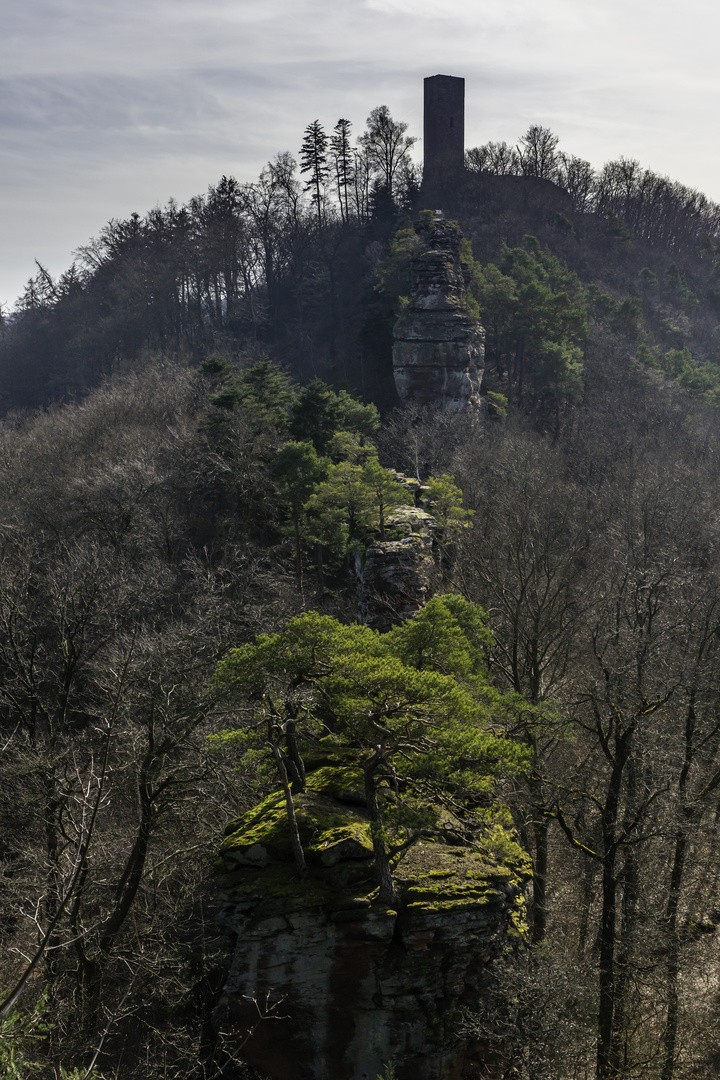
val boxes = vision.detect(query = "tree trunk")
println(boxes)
[597,843,618,1080]
[293,517,305,602]
[578,852,596,955]
[270,736,307,879]
[661,828,688,1080]
[364,747,397,907]
[42,768,62,983]
[609,843,639,1075]
[596,751,627,1080]
[285,718,306,793]
[531,815,549,944]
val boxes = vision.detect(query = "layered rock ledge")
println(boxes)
[214,754,527,1080]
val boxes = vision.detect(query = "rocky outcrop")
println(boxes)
[214,755,528,1080]
[393,214,484,412]
[356,500,437,631]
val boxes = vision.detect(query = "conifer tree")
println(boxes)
[299,119,329,225]
[214,599,529,905]
[330,118,354,222]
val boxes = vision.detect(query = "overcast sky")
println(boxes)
[1,0,719,308]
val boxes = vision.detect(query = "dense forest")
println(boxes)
[4,108,720,1080]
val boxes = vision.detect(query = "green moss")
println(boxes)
[221,784,374,867]
[403,877,502,909]
[218,766,529,933]
[305,764,365,804]
[508,894,529,940]
[393,842,519,915]
[221,790,290,854]
[303,744,361,770]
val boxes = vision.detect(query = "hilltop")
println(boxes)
[3,119,720,426]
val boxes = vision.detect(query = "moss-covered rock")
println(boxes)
[221,787,374,870]
[304,763,366,805]
[215,759,528,1080]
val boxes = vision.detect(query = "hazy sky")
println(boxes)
[2,0,718,308]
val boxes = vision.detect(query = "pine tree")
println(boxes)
[299,119,329,225]
[330,118,354,222]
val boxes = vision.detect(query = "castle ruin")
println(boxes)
[423,74,465,194]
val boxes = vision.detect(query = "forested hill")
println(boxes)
[3,117,720,422]
[5,117,720,1080]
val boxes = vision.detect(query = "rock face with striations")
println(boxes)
[214,753,528,1080]
[356,497,438,631]
[393,214,484,412]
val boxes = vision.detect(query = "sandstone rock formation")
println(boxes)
[356,500,437,631]
[393,214,484,412]
[214,753,528,1080]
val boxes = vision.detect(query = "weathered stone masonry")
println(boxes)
[423,74,465,196]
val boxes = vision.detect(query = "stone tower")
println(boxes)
[423,74,465,192]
